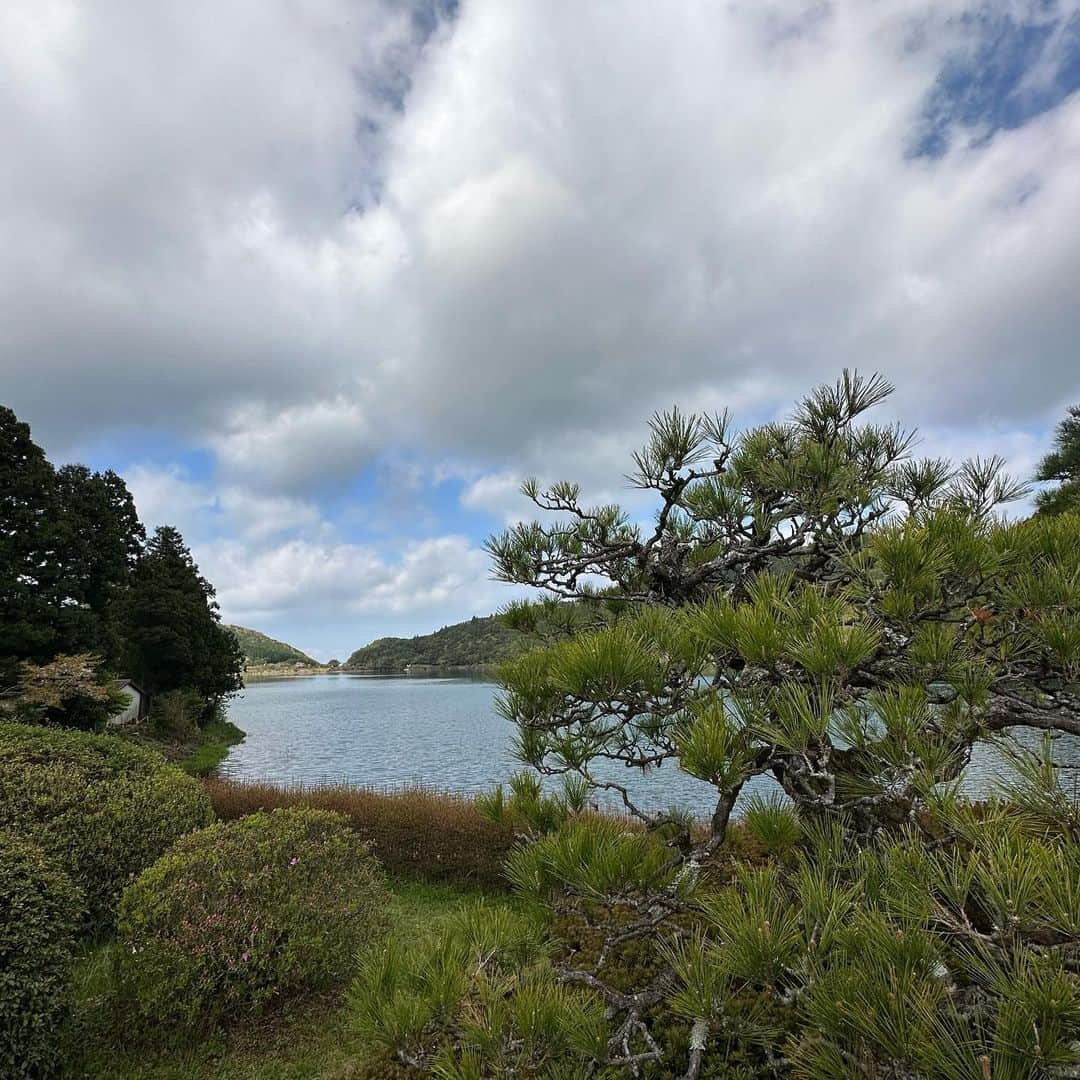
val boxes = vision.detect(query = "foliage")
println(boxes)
[206,778,517,890]
[226,625,319,668]
[0,405,76,680]
[0,407,145,683]
[0,830,83,1079]
[64,879,517,1080]
[662,770,1080,1079]
[2,652,127,729]
[119,525,243,705]
[350,902,608,1077]
[1036,403,1080,516]
[0,721,213,930]
[53,462,146,668]
[177,717,247,777]
[116,808,390,1031]
[345,615,530,671]
[740,792,803,859]
[474,372,1080,1073]
[150,687,211,738]
[0,404,240,720]
[475,770,590,837]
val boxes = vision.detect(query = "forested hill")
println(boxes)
[344,615,527,671]
[227,626,320,668]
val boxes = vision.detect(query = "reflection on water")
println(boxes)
[223,675,1080,817]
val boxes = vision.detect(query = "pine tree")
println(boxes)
[1035,403,1080,515]
[54,463,146,665]
[120,526,242,707]
[0,406,68,681]
[469,371,1080,1075]
[0,407,149,682]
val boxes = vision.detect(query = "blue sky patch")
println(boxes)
[915,5,1080,157]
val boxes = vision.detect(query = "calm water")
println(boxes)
[222,675,1056,817]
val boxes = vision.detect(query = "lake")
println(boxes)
[222,674,1058,817]
[222,674,751,815]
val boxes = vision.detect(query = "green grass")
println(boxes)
[63,878,512,1079]
[177,719,246,777]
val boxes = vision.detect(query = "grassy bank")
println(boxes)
[205,777,517,890]
[176,717,246,776]
[114,713,246,777]
[65,878,509,1079]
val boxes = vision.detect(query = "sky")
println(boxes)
[3,0,1080,660]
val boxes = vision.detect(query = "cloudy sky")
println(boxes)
[3,0,1079,659]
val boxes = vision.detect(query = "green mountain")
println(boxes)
[344,615,527,672]
[226,625,320,668]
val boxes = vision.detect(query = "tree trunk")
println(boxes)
[710,787,738,844]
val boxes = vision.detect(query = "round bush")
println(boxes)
[0,831,82,1078]
[116,808,390,1029]
[0,722,214,930]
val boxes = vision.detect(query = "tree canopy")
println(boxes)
[121,526,242,704]
[1035,403,1080,516]
[488,371,1076,838]
[345,614,529,671]
[227,625,319,668]
[0,405,241,723]
[0,406,72,678]
[464,371,1080,1076]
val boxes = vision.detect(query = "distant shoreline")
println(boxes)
[243,664,495,682]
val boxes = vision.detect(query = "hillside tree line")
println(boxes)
[0,405,242,729]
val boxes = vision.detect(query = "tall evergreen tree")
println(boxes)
[121,526,242,707]
[54,464,145,664]
[0,407,65,681]
[1035,403,1080,515]
[0,408,149,683]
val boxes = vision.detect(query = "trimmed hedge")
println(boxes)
[0,722,214,929]
[205,778,518,890]
[0,831,82,1078]
[116,808,390,1030]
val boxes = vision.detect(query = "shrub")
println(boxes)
[0,721,213,929]
[476,770,591,836]
[205,778,517,890]
[150,687,207,738]
[116,808,390,1030]
[0,831,83,1078]
[350,902,607,1076]
[740,791,803,858]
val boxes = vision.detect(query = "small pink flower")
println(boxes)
[289,857,299,866]
[241,951,250,962]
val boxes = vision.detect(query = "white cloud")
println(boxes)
[5,0,1080,652]
[200,534,512,626]
[212,396,375,493]
[215,489,326,543]
[5,0,1079,492]
[124,458,522,651]
[125,464,216,538]
[125,463,323,543]
[459,470,525,523]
